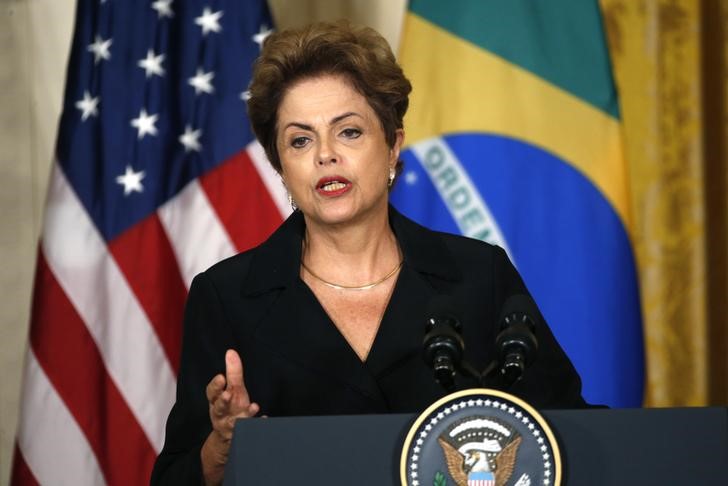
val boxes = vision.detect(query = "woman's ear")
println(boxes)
[390,129,405,164]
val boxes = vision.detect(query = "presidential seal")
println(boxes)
[401,389,561,486]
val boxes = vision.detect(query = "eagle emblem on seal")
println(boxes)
[437,416,522,486]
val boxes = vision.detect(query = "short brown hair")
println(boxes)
[247,20,412,173]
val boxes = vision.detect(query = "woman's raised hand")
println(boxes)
[201,349,259,485]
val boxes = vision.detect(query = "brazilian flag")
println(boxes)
[391,0,644,407]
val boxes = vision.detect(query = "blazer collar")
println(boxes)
[241,205,462,296]
[241,208,305,296]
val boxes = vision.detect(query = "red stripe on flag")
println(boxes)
[29,252,157,485]
[200,150,283,252]
[9,444,39,486]
[109,213,186,372]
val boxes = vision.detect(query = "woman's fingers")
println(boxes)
[212,390,232,418]
[224,349,250,406]
[225,402,260,428]
[243,402,259,418]
[205,373,226,402]
[208,350,260,439]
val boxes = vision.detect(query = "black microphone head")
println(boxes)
[425,294,461,332]
[496,294,540,384]
[423,295,464,390]
[497,294,538,331]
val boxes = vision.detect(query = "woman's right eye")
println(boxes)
[291,136,309,148]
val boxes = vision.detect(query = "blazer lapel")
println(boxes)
[365,265,435,377]
[366,207,464,380]
[252,280,387,405]
[241,210,386,406]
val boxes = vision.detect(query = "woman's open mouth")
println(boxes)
[316,176,352,197]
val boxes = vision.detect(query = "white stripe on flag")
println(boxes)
[246,141,292,219]
[42,163,175,452]
[410,137,512,257]
[17,349,106,486]
[158,178,237,288]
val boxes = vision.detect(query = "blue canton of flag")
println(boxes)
[59,0,274,240]
[12,1,287,484]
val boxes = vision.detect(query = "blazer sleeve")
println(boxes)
[151,272,233,485]
[491,246,590,409]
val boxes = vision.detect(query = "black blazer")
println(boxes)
[151,206,586,484]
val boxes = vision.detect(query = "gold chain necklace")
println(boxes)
[301,259,403,291]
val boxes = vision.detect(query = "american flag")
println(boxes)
[11,0,287,484]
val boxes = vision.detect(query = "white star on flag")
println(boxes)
[138,49,165,78]
[179,125,202,152]
[130,108,159,139]
[404,171,418,185]
[75,90,100,121]
[252,24,273,50]
[87,35,112,64]
[151,0,174,18]
[195,7,223,36]
[188,68,215,95]
[115,165,145,195]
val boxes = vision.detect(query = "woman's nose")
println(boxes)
[316,137,338,166]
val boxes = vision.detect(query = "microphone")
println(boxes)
[495,294,539,386]
[423,296,465,391]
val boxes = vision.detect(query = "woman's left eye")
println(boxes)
[340,128,362,139]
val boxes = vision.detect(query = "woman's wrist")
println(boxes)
[201,430,229,486]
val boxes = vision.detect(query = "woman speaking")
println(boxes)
[151,20,587,485]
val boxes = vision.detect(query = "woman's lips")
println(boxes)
[316,176,352,197]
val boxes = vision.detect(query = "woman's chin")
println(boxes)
[310,207,358,226]
[305,199,383,227]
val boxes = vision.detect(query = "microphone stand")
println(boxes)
[479,359,507,389]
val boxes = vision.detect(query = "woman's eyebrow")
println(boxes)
[283,112,363,131]
[329,111,362,125]
[283,121,313,131]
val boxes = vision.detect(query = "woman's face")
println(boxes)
[276,74,403,227]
